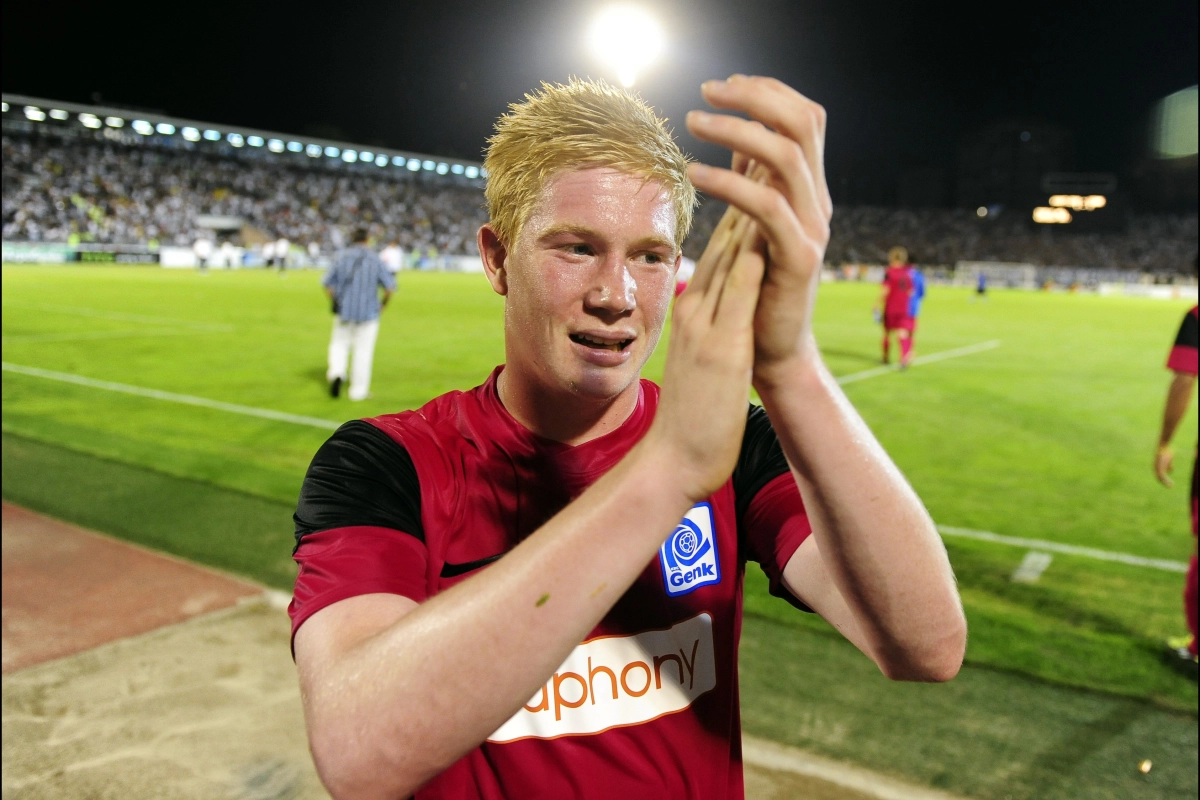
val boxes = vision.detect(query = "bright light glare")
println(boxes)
[287,141,303,152]
[451,163,465,175]
[227,133,245,147]
[1,102,8,112]
[80,113,102,129]
[105,116,124,128]
[588,5,665,87]
[342,149,358,163]
[306,144,322,157]
[1032,207,1072,224]
[156,123,175,134]
[1049,194,1106,211]
[375,154,388,166]
[465,165,480,179]
[976,206,988,218]
[407,158,421,171]
[436,162,449,175]
[132,120,154,135]
[24,106,46,122]
[268,138,285,153]
[50,109,69,120]
[203,129,221,141]
[182,127,201,141]
[1151,85,1198,159]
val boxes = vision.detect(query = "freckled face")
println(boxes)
[502,168,679,400]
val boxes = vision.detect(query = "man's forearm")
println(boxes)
[754,351,965,679]
[1159,373,1196,447]
[301,439,693,798]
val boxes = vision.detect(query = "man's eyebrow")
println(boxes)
[537,224,677,254]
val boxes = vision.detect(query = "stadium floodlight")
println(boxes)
[132,120,154,135]
[1,102,8,112]
[360,151,374,162]
[227,133,245,147]
[182,126,201,141]
[392,155,405,166]
[267,139,285,153]
[436,162,449,175]
[105,116,124,128]
[324,146,340,158]
[464,165,480,179]
[287,141,303,152]
[407,158,421,171]
[1049,194,1106,211]
[375,154,388,167]
[24,106,47,122]
[1151,85,1198,159]
[307,144,322,157]
[422,160,436,171]
[976,207,988,218]
[203,129,221,141]
[80,113,102,129]
[247,135,265,147]
[587,5,665,87]
[50,109,69,121]
[451,163,465,175]
[342,149,358,162]
[480,167,488,178]
[156,123,176,135]
[1032,206,1071,224]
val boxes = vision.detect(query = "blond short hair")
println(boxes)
[484,78,696,248]
[888,246,909,264]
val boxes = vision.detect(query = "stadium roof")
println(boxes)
[1,93,486,182]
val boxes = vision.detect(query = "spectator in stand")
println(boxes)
[276,236,290,272]
[322,227,396,401]
[192,235,212,273]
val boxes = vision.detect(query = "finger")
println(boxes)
[712,225,766,331]
[698,211,754,321]
[683,201,743,295]
[731,151,751,176]
[687,110,825,236]
[689,162,816,276]
[702,76,832,218]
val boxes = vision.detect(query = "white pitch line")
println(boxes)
[1,362,341,431]
[937,525,1188,572]
[837,340,1002,385]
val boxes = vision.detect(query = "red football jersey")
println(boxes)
[882,266,914,317]
[290,367,812,799]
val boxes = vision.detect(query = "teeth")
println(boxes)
[573,334,629,351]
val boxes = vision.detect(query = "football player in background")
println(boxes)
[875,246,914,366]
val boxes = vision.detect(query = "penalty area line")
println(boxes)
[836,340,1002,385]
[937,524,1188,573]
[1,362,341,431]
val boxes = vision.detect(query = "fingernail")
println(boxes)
[702,79,725,92]
[728,73,746,82]
[688,163,711,178]
[687,110,711,124]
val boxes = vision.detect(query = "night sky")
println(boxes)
[3,0,1196,201]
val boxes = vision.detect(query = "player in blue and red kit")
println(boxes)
[875,246,915,366]
[1156,302,1198,665]
[288,77,966,800]
[906,262,926,361]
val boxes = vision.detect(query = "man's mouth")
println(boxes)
[569,333,634,352]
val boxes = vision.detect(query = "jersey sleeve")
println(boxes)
[733,405,814,612]
[290,420,428,643]
[1166,307,1198,375]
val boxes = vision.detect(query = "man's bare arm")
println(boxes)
[295,212,766,799]
[685,76,965,682]
[1155,371,1196,486]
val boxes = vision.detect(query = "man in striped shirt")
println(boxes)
[323,228,396,400]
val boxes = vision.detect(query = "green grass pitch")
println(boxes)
[3,264,1198,798]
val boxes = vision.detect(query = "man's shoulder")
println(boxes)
[366,372,500,452]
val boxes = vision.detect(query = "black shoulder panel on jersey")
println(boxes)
[732,404,791,521]
[293,420,423,551]
[1175,307,1198,349]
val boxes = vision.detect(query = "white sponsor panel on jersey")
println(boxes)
[488,613,716,743]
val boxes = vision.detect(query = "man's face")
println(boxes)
[492,168,679,400]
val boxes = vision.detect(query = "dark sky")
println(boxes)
[3,0,1196,199]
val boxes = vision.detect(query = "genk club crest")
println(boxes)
[659,503,721,597]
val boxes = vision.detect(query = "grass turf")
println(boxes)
[3,432,1195,800]
[1,265,1197,709]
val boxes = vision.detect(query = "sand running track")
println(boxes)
[2,502,960,800]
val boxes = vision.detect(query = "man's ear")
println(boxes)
[478,224,509,296]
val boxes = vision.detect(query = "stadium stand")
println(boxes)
[2,96,1196,274]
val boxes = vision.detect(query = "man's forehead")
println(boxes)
[526,168,676,243]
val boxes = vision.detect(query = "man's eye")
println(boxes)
[644,253,662,264]
[570,244,592,256]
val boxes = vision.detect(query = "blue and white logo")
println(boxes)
[659,503,721,597]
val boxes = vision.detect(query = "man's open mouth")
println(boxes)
[569,333,634,352]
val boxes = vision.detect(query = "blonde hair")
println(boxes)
[888,246,909,264]
[484,78,696,248]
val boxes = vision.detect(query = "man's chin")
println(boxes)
[563,362,641,401]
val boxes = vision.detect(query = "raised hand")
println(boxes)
[684,75,834,387]
[647,205,765,501]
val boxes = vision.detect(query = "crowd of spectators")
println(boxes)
[2,134,488,257]
[3,129,1196,274]
[683,200,1197,275]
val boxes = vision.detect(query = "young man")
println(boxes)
[1156,303,1198,666]
[291,77,965,799]
[875,246,915,366]
[322,228,395,400]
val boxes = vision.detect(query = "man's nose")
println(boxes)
[583,255,637,314]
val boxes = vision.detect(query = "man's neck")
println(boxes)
[497,363,641,447]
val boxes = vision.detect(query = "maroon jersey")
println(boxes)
[882,265,914,318]
[1167,305,1198,377]
[290,367,812,799]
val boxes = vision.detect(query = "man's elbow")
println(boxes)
[308,724,424,800]
[878,614,967,683]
